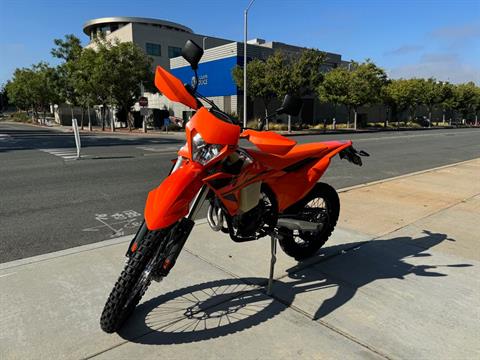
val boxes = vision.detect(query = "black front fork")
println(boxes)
[126,185,209,275]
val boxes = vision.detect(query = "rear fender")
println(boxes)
[307,141,352,182]
[145,161,204,230]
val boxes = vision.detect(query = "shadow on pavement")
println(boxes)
[118,230,472,345]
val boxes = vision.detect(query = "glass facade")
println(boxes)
[168,46,182,59]
[146,43,161,57]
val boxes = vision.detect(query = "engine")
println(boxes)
[207,185,278,242]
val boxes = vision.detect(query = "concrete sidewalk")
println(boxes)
[1,159,479,359]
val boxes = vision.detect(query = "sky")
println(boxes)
[0,0,479,85]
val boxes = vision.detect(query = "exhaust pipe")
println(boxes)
[276,218,323,232]
[207,204,224,232]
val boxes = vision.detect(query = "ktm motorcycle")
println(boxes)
[100,40,368,333]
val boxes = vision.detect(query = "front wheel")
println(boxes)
[100,230,166,333]
[277,182,340,260]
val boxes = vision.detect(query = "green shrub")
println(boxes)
[9,111,31,123]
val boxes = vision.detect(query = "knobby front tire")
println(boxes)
[100,231,162,333]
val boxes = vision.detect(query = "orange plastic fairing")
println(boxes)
[154,66,198,110]
[187,107,240,146]
[144,161,204,230]
[241,129,296,155]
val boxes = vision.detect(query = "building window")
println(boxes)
[168,46,182,59]
[146,43,161,56]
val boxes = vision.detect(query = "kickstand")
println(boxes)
[267,235,277,296]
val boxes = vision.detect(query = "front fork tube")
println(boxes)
[158,184,209,275]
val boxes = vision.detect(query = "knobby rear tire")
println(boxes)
[100,231,163,333]
[278,182,340,260]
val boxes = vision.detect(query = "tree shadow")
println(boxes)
[118,230,472,345]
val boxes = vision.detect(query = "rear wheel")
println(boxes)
[100,230,167,333]
[277,183,340,260]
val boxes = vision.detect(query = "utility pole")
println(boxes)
[243,0,256,128]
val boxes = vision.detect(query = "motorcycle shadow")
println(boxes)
[118,230,472,345]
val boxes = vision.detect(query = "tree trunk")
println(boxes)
[70,105,74,126]
[128,107,133,132]
[265,105,269,131]
[353,108,358,130]
[110,106,115,132]
[346,106,351,128]
[80,108,84,130]
[428,106,432,128]
[101,106,105,131]
[87,105,92,131]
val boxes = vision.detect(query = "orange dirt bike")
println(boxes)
[100,40,368,333]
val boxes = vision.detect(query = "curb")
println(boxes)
[5,119,477,138]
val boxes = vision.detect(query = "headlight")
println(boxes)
[192,133,224,165]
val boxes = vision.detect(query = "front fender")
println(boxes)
[145,161,204,230]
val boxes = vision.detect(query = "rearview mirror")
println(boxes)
[276,95,302,116]
[182,40,204,70]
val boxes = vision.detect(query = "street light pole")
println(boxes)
[243,0,256,128]
[202,36,208,50]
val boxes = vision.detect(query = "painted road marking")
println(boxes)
[82,210,142,238]
[39,148,87,161]
[0,133,13,141]
[137,145,179,153]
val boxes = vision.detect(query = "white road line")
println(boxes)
[352,130,479,142]
[0,133,13,141]
[39,148,82,161]
[137,146,179,153]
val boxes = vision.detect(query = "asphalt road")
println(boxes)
[1,121,479,263]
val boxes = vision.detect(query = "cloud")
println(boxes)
[431,23,480,40]
[385,45,424,56]
[388,60,480,84]
[430,23,480,51]
[420,52,459,63]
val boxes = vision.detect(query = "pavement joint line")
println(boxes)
[337,157,480,193]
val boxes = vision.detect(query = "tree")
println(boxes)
[5,63,60,123]
[51,34,82,62]
[317,66,350,122]
[74,48,99,131]
[420,78,443,126]
[439,82,456,125]
[232,58,275,118]
[473,86,480,126]
[51,34,84,123]
[97,39,152,131]
[291,49,327,96]
[348,61,387,128]
[318,60,386,129]
[453,82,477,123]
[382,79,423,126]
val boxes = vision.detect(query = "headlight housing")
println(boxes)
[192,133,224,165]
